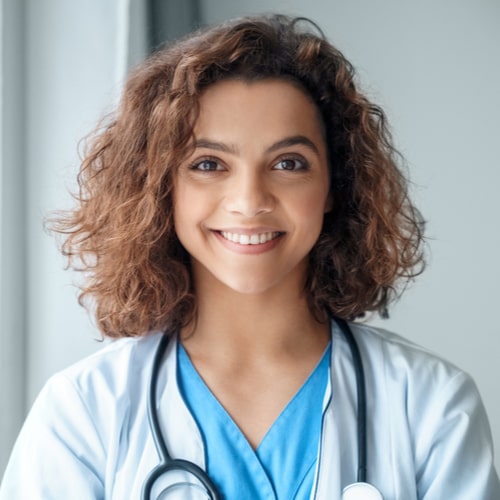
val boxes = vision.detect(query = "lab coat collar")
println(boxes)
[312,320,359,498]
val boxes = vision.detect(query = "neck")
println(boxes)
[180,274,331,451]
[181,276,330,363]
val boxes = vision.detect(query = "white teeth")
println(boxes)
[220,231,280,245]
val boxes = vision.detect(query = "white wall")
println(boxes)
[0,0,26,475]
[0,1,148,474]
[200,0,500,470]
[24,0,148,405]
[18,0,145,406]
[24,0,119,405]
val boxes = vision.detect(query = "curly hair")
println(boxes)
[50,14,425,338]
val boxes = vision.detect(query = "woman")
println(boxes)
[1,14,498,499]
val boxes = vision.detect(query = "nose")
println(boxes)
[223,169,275,217]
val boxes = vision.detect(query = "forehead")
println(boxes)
[194,78,325,142]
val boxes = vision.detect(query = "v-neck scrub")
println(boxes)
[177,342,332,499]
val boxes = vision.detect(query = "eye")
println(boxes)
[273,156,309,171]
[190,158,223,172]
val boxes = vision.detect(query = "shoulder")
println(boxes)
[42,332,168,413]
[0,333,172,498]
[346,321,464,382]
[27,332,171,463]
[61,332,163,382]
[334,322,499,497]
[342,322,491,450]
[338,321,483,427]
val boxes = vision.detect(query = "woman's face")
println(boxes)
[174,78,331,297]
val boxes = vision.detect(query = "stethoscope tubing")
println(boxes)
[142,317,369,499]
[335,318,368,483]
[141,332,221,500]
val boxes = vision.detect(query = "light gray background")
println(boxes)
[1,0,499,475]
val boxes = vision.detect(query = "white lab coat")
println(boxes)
[1,322,499,499]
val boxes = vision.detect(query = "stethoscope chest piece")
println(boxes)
[342,482,384,500]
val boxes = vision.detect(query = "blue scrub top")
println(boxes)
[178,342,331,499]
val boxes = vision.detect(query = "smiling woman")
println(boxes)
[1,13,498,500]
[43,17,425,337]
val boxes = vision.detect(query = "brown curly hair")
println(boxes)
[50,14,425,338]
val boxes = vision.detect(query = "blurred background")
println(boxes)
[1,0,499,475]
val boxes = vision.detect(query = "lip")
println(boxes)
[214,227,283,235]
[212,229,284,255]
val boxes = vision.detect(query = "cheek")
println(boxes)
[173,185,212,242]
[292,189,330,245]
[298,187,330,219]
[173,182,197,220]
[172,187,193,240]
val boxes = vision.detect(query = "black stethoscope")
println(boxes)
[141,318,384,499]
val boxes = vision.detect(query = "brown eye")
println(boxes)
[191,159,222,171]
[274,157,309,171]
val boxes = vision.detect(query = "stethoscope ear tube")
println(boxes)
[334,318,367,483]
[147,334,171,462]
[334,318,384,499]
[142,333,221,500]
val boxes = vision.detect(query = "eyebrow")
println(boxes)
[193,135,321,156]
[266,135,320,155]
[194,139,238,155]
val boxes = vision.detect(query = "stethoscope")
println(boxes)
[141,318,384,499]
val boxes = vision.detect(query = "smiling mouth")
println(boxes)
[219,231,283,245]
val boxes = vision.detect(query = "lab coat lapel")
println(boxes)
[312,322,359,498]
